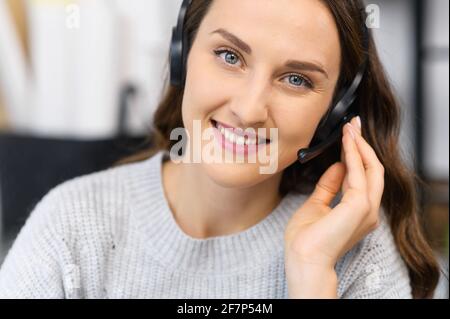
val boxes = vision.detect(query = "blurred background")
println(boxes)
[0,0,448,296]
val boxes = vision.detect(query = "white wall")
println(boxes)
[4,0,182,139]
[113,0,183,136]
[424,0,449,180]
[366,0,449,180]
[365,0,416,169]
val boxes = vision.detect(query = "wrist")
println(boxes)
[286,263,338,299]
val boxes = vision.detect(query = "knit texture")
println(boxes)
[0,151,413,298]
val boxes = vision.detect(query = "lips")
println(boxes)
[211,119,271,144]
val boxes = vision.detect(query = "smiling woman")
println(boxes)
[122,0,441,298]
[0,0,441,299]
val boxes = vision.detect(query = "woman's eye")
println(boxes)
[214,49,242,67]
[283,74,313,89]
[213,49,313,90]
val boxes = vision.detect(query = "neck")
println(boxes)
[162,156,283,239]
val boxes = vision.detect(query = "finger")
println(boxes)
[341,116,359,163]
[348,116,384,201]
[342,123,367,193]
[340,138,347,193]
[350,116,362,135]
[339,116,361,194]
[350,121,382,172]
[307,162,346,207]
[351,124,385,208]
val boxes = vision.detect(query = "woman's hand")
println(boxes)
[284,116,385,298]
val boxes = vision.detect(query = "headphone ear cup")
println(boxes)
[170,0,193,87]
[170,27,183,86]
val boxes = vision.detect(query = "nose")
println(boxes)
[228,73,270,127]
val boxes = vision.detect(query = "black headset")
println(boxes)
[170,0,370,164]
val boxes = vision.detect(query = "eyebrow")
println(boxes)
[210,28,329,79]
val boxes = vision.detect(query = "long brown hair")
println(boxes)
[116,0,440,298]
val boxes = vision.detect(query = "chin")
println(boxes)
[201,161,271,189]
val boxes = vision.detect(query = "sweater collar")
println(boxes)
[126,150,308,274]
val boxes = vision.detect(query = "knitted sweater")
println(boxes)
[0,151,413,298]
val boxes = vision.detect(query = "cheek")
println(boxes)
[273,111,323,167]
[275,103,327,150]
[184,50,232,115]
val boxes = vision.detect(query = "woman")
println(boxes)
[0,0,440,298]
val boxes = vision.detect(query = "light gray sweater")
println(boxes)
[0,151,413,298]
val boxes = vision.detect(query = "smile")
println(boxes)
[211,120,271,146]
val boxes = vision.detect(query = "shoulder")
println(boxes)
[0,155,162,298]
[27,154,161,246]
[336,208,413,298]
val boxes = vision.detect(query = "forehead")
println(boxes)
[198,0,341,73]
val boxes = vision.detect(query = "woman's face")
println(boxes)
[181,0,341,188]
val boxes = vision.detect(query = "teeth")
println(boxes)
[236,136,245,145]
[246,138,257,145]
[228,131,235,143]
[216,122,263,146]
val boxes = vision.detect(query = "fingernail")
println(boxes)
[356,116,362,129]
[347,123,356,140]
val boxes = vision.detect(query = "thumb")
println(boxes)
[307,162,346,207]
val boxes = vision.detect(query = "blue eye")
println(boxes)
[213,48,314,90]
[214,49,242,66]
[284,74,313,89]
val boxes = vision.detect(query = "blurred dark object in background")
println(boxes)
[0,132,150,242]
